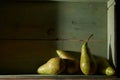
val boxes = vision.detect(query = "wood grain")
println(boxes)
[0,2,108,74]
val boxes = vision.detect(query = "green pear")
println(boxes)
[95,56,115,76]
[56,50,76,60]
[56,50,80,74]
[80,34,97,75]
[37,57,65,75]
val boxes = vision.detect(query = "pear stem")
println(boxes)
[86,34,94,42]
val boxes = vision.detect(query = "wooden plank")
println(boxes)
[0,75,117,79]
[0,40,58,74]
[0,39,106,74]
[0,2,107,40]
[0,2,58,39]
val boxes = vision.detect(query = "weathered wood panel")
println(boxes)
[0,40,106,74]
[0,40,58,74]
[0,2,108,74]
[0,2,107,40]
[0,2,58,39]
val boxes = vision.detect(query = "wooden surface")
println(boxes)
[0,78,118,80]
[0,75,118,80]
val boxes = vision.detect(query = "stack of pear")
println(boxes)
[37,34,115,76]
[56,50,80,74]
[80,34,97,75]
[37,57,65,75]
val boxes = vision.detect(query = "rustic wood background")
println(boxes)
[0,1,107,74]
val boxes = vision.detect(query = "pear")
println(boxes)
[56,50,80,74]
[80,34,97,75]
[56,50,76,60]
[37,57,65,75]
[95,56,115,76]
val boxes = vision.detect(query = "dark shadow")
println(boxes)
[65,51,81,60]
[115,0,120,77]
[0,1,59,74]
[108,35,115,68]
